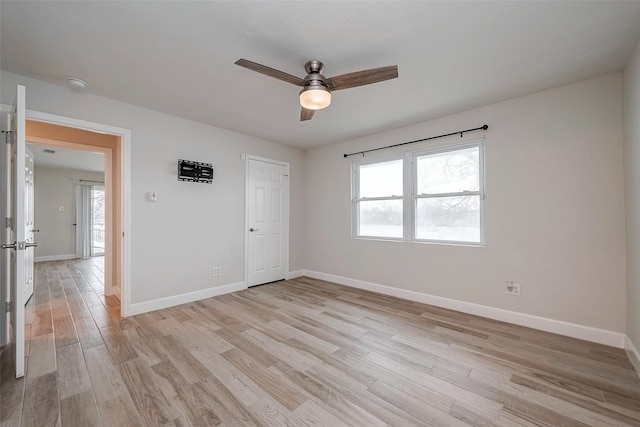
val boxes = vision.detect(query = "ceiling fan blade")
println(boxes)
[325,65,398,91]
[300,107,315,121]
[235,59,306,86]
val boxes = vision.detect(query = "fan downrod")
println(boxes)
[304,60,324,74]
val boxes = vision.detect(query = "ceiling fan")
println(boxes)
[234,58,398,121]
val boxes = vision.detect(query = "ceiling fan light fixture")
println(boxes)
[299,86,331,110]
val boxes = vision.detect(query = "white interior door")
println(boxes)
[246,157,289,286]
[2,85,28,378]
[24,147,35,301]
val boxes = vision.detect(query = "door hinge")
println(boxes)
[4,217,13,228]
[2,129,12,144]
[5,301,12,313]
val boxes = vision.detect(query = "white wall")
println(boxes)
[32,165,104,260]
[624,39,640,358]
[0,109,7,345]
[304,73,626,334]
[0,71,305,307]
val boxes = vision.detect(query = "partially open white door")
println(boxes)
[24,147,35,301]
[246,157,289,286]
[2,85,29,378]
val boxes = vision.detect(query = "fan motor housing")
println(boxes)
[303,61,328,89]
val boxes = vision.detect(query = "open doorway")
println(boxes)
[75,178,106,259]
[25,120,123,302]
[27,142,108,295]
[28,143,106,260]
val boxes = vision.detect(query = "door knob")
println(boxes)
[31,229,40,233]
[249,228,259,232]
[1,242,16,249]
[25,242,37,248]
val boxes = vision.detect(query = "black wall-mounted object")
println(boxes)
[178,159,213,184]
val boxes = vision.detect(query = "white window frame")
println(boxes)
[352,139,485,246]
[352,154,405,240]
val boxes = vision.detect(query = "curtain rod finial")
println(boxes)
[482,124,488,130]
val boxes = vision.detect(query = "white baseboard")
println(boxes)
[304,270,626,349]
[286,269,305,280]
[128,281,246,316]
[35,254,77,263]
[625,336,640,378]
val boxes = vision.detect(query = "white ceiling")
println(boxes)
[27,143,105,174]
[2,1,640,150]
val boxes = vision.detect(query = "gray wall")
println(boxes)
[624,38,640,356]
[0,70,305,310]
[32,165,105,260]
[304,73,626,334]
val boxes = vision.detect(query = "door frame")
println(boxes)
[24,109,132,316]
[244,154,290,287]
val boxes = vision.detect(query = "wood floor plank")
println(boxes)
[0,347,25,424]
[192,374,262,427]
[368,379,469,426]
[84,344,129,403]
[31,309,54,337]
[67,299,92,320]
[221,348,309,411]
[59,390,101,426]
[216,327,280,368]
[118,357,179,425]
[98,393,144,427]
[272,361,389,427]
[99,324,138,364]
[293,399,351,427]
[299,362,428,427]
[21,371,59,427]
[6,262,640,427]
[242,328,320,372]
[55,343,93,400]
[147,334,212,384]
[249,396,312,427]
[190,351,264,407]
[25,332,56,381]
[74,316,105,351]
[53,315,79,349]
[150,360,222,427]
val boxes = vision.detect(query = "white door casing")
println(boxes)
[246,156,289,286]
[4,85,28,378]
[23,109,131,316]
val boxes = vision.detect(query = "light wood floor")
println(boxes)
[2,259,640,426]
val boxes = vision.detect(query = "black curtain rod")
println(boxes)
[343,124,489,158]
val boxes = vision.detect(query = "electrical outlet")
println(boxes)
[506,281,521,296]
[213,267,222,277]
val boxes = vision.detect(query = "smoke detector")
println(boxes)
[67,77,87,89]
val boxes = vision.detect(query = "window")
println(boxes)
[353,140,484,245]
[354,157,404,239]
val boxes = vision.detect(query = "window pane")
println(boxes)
[416,147,479,194]
[91,186,105,256]
[359,159,403,198]
[416,196,480,242]
[358,199,403,238]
